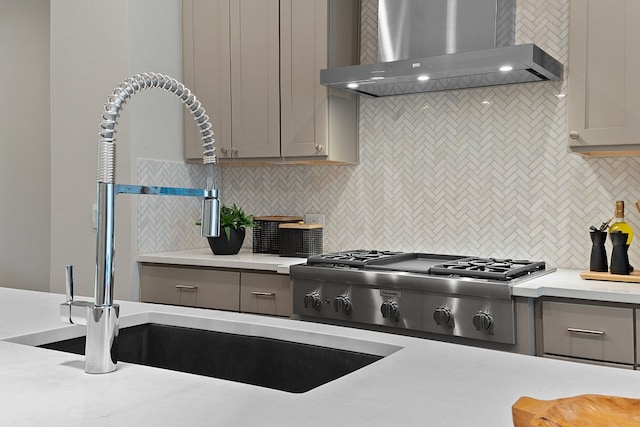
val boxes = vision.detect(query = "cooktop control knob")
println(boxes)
[380,300,400,321]
[433,306,454,328]
[472,311,494,332]
[303,292,321,310]
[333,295,352,314]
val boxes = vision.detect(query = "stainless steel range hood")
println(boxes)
[321,0,563,97]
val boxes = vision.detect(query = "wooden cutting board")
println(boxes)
[580,270,640,283]
[513,395,640,426]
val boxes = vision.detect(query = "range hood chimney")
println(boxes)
[321,0,563,97]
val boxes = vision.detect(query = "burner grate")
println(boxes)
[429,258,546,280]
[306,250,407,267]
[305,251,546,281]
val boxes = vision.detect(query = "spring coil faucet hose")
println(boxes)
[97,72,216,184]
[60,72,220,374]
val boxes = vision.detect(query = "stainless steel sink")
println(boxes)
[38,322,389,393]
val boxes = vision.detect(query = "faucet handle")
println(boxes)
[65,265,74,302]
[61,264,91,326]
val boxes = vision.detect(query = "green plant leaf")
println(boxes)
[218,203,255,238]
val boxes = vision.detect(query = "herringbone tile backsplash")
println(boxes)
[137,159,222,254]
[139,0,640,269]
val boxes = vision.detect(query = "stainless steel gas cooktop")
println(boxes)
[290,249,553,347]
[305,250,546,281]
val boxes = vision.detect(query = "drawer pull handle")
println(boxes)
[567,327,605,336]
[175,285,198,291]
[251,292,275,297]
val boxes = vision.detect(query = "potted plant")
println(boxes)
[207,204,256,255]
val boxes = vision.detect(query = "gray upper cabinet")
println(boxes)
[229,0,281,159]
[568,0,640,156]
[182,0,232,161]
[183,0,279,160]
[182,0,360,164]
[280,0,359,161]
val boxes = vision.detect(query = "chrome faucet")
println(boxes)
[60,73,220,374]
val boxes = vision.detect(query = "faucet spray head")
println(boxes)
[201,188,220,238]
[201,174,220,238]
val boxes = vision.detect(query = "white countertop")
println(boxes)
[1,286,640,426]
[137,248,306,274]
[138,251,640,305]
[513,268,640,304]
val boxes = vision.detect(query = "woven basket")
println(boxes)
[252,216,303,254]
[278,223,323,257]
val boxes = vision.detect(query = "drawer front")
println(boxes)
[542,301,634,364]
[544,354,634,370]
[636,309,640,369]
[240,272,291,317]
[141,265,240,311]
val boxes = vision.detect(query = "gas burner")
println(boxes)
[337,250,400,257]
[306,250,408,268]
[446,259,515,272]
[429,257,546,280]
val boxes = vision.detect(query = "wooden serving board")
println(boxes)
[513,394,640,427]
[580,270,640,283]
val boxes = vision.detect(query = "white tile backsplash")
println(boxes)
[138,0,640,269]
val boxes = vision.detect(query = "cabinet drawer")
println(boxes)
[240,272,291,317]
[140,265,240,311]
[636,309,640,369]
[544,354,634,370]
[542,301,634,364]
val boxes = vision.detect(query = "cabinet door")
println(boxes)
[542,301,634,365]
[280,0,328,157]
[229,0,281,158]
[568,0,640,154]
[140,265,240,311]
[182,0,232,161]
[240,272,292,317]
[636,309,640,370]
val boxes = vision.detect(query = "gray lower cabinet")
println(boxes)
[140,264,292,317]
[636,310,640,369]
[541,300,634,367]
[240,272,292,317]
[140,264,240,311]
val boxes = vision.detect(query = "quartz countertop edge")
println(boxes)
[137,248,306,274]
[1,286,640,426]
[513,268,640,304]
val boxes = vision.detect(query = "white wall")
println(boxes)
[0,0,51,292]
[50,0,131,299]
[49,0,183,300]
[126,0,184,300]
[128,0,184,163]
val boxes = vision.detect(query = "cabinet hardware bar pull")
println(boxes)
[251,292,275,297]
[567,327,605,336]
[175,285,198,291]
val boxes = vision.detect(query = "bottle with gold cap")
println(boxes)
[609,200,634,245]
